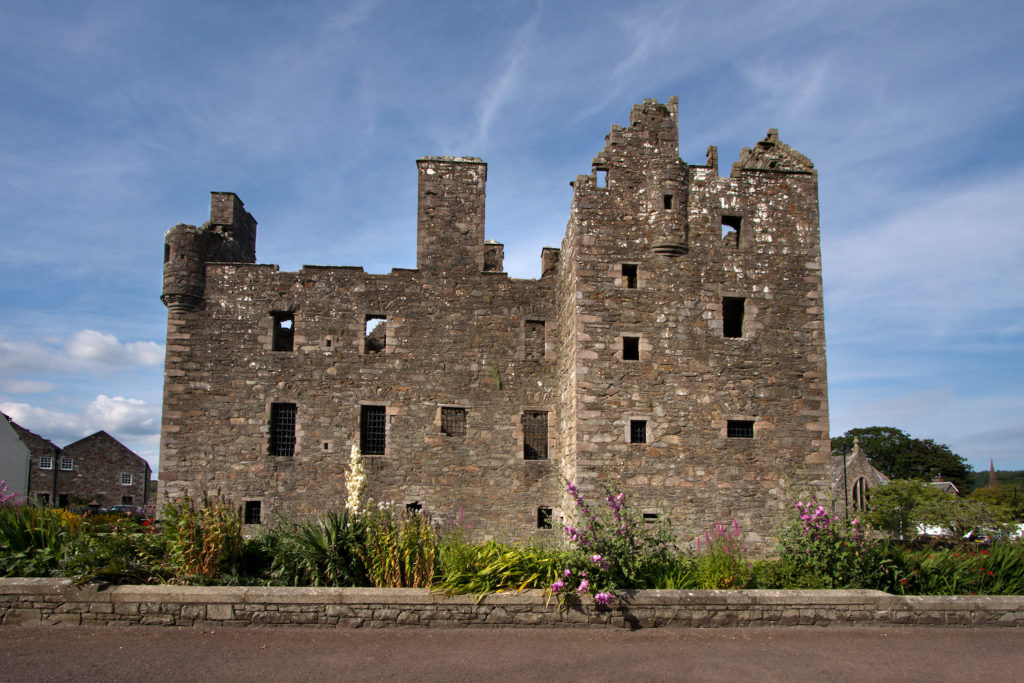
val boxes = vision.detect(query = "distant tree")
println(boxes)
[970,485,1024,521]
[865,479,1009,539]
[831,427,973,493]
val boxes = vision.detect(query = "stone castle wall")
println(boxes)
[159,97,829,548]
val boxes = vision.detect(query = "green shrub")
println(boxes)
[160,495,243,582]
[436,538,565,597]
[360,506,436,587]
[0,505,78,576]
[262,511,368,587]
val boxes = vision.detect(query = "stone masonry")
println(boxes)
[159,97,830,549]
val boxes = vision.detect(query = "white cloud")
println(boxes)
[1,394,160,445]
[64,330,163,366]
[83,394,160,436]
[0,379,55,394]
[0,330,163,376]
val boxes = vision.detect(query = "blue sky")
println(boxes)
[2,0,1023,476]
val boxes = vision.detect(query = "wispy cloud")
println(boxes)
[0,331,163,375]
[2,394,160,446]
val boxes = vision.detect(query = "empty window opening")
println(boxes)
[325,339,332,348]
[244,501,262,525]
[121,495,133,505]
[58,494,69,508]
[120,473,133,486]
[852,477,869,511]
[272,313,294,352]
[364,315,386,354]
[622,264,638,289]
[37,493,49,505]
[59,457,73,471]
[163,244,171,263]
[630,420,647,444]
[361,405,387,455]
[723,297,745,338]
[643,512,659,523]
[39,456,53,470]
[721,215,742,247]
[270,403,297,456]
[596,168,608,187]
[663,194,674,210]
[441,407,467,437]
[323,442,330,451]
[727,420,755,438]
[525,320,545,361]
[537,506,553,529]
[623,336,640,361]
[406,501,422,513]
[523,411,549,460]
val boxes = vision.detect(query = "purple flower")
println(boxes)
[577,579,589,593]
[594,592,614,605]
[590,554,603,564]
[563,568,572,578]
[550,580,565,593]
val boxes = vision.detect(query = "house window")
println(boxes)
[269,403,297,456]
[525,320,545,360]
[523,411,549,460]
[59,457,73,471]
[721,215,742,248]
[537,506,553,529]
[727,420,754,438]
[623,336,640,360]
[272,312,294,351]
[39,456,53,470]
[244,500,262,525]
[441,407,466,437]
[723,297,745,338]
[622,263,638,289]
[120,473,133,486]
[630,420,647,444]
[121,495,133,505]
[58,493,69,507]
[361,405,387,455]
[364,315,386,354]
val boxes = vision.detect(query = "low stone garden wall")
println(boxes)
[1,579,1021,629]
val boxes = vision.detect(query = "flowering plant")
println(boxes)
[345,444,366,517]
[0,480,23,507]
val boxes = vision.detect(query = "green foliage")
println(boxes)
[865,479,1010,539]
[262,511,368,587]
[692,521,750,589]
[900,543,1024,595]
[436,538,565,597]
[360,506,436,587]
[970,485,1024,521]
[832,426,973,493]
[0,505,78,576]
[160,495,243,582]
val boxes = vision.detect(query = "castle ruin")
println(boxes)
[159,97,830,547]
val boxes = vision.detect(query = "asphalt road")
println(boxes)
[2,625,1022,682]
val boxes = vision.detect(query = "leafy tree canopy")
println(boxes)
[864,479,1009,539]
[831,426,973,493]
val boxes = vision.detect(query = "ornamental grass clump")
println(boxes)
[160,494,243,582]
[360,504,437,588]
[550,482,675,605]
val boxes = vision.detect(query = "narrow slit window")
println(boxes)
[596,168,608,187]
[525,320,545,360]
[244,501,262,525]
[623,336,640,360]
[723,297,745,338]
[523,411,549,460]
[622,264,638,289]
[727,420,754,438]
[721,215,742,248]
[441,407,467,437]
[361,405,387,455]
[163,244,171,263]
[663,194,674,210]
[643,512,659,523]
[272,312,294,351]
[630,420,647,444]
[537,506,553,529]
[269,402,297,456]
[364,315,386,354]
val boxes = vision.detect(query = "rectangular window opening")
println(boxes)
[523,410,549,460]
[121,495,133,506]
[643,512,659,523]
[361,405,387,455]
[723,297,745,338]
[623,336,640,361]
[364,315,386,354]
[441,407,467,437]
[272,312,294,352]
[630,420,647,444]
[163,244,171,263]
[537,506,553,529]
[595,168,608,188]
[721,215,742,248]
[244,500,262,525]
[270,403,297,456]
[39,456,53,470]
[727,420,755,438]
[663,194,674,210]
[37,493,50,505]
[525,320,545,361]
[59,457,73,471]
[120,473,132,486]
[406,501,422,513]
[622,263,638,289]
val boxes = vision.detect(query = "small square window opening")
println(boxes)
[441,407,467,437]
[727,420,755,438]
[537,506,553,529]
[623,336,640,360]
[630,420,647,444]
[622,264,638,289]
[244,501,262,525]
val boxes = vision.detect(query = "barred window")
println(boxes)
[120,473,133,486]
[39,456,53,470]
[727,420,754,438]
[441,407,466,437]
[244,501,262,525]
[361,405,387,455]
[270,403,297,456]
[537,506,553,529]
[59,456,73,471]
[523,411,548,460]
[630,420,647,444]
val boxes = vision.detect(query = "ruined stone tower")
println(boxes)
[159,97,829,548]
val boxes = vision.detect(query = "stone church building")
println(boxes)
[158,97,830,547]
